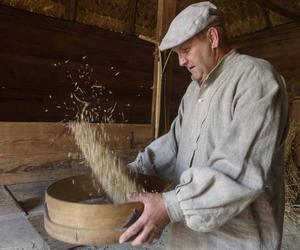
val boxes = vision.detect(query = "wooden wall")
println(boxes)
[2,4,299,125]
[0,6,155,185]
[0,122,152,185]
[1,5,299,185]
[0,5,154,123]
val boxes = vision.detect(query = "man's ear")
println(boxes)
[207,27,219,49]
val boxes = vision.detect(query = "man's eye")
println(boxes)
[183,48,190,53]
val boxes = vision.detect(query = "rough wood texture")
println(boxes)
[0,122,151,185]
[1,0,298,39]
[0,161,89,186]
[0,4,154,123]
[7,181,53,216]
[65,0,77,21]
[0,186,24,221]
[0,216,50,249]
[124,0,138,35]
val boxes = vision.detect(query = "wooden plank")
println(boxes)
[231,22,300,49]
[0,160,89,185]
[0,122,151,153]
[0,216,50,249]
[0,122,151,184]
[0,185,24,220]
[151,0,176,138]
[155,0,177,42]
[7,180,53,216]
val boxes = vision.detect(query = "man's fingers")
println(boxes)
[131,224,162,246]
[119,215,144,243]
[131,226,152,246]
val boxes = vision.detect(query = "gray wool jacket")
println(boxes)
[130,50,288,249]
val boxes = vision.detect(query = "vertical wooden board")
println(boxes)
[155,0,177,41]
[124,0,138,35]
[152,0,176,137]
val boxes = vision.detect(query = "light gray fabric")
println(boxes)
[129,50,288,249]
[159,1,221,51]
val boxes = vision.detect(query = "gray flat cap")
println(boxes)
[159,2,221,51]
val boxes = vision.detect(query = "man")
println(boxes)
[119,2,288,249]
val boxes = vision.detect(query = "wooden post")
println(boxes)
[151,0,176,138]
[65,0,77,21]
[255,1,271,28]
[124,0,138,35]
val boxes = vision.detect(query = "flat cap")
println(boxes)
[159,2,221,51]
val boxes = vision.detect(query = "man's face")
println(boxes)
[173,32,216,81]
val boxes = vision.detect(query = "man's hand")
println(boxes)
[119,192,170,246]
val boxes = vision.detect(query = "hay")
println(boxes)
[284,120,300,226]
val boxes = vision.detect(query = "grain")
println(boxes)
[52,58,139,203]
[70,121,143,203]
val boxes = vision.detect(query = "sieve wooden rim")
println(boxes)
[44,174,144,245]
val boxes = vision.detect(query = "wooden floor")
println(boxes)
[0,178,299,250]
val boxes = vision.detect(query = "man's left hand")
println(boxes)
[119,192,170,246]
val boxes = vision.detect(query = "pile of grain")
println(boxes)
[70,121,143,203]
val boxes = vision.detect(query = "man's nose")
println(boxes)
[178,55,187,67]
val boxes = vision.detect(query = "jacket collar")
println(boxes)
[196,49,237,86]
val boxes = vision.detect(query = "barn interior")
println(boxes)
[0,0,300,249]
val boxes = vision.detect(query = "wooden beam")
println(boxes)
[255,1,272,28]
[124,0,138,35]
[155,0,177,41]
[255,0,300,22]
[151,0,176,138]
[65,0,77,21]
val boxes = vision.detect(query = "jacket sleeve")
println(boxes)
[162,65,288,232]
[127,86,188,181]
